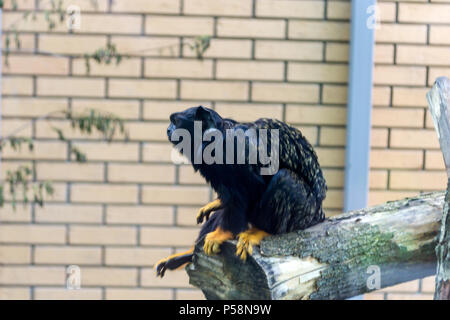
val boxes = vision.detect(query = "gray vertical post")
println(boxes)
[344,0,376,213]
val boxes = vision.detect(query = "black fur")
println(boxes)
[168,106,327,236]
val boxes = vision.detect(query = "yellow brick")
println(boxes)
[386,293,433,300]
[3,55,69,76]
[368,191,417,206]
[146,16,214,36]
[39,34,108,55]
[0,225,66,244]
[390,129,439,149]
[181,80,248,101]
[72,58,141,77]
[109,79,176,99]
[184,0,251,16]
[145,58,213,79]
[430,26,450,45]
[425,150,445,170]
[327,1,350,19]
[39,0,109,11]
[323,169,344,188]
[75,14,142,34]
[34,246,102,265]
[372,86,391,106]
[36,162,104,182]
[372,108,424,128]
[380,280,419,293]
[143,101,211,121]
[2,12,66,32]
[35,120,108,140]
[322,85,347,104]
[184,38,252,59]
[35,204,103,223]
[375,23,427,44]
[2,76,33,95]
[72,98,140,119]
[289,21,349,41]
[71,184,138,204]
[1,182,66,203]
[217,61,284,81]
[392,87,429,107]
[0,205,32,223]
[3,0,34,9]
[325,43,349,62]
[142,142,174,162]
[370,150,423,169]
[214,103,283,122]
[315,147,346,167]
[288,63,348,83]
[176,206,200,226]
[252,83,319,103]
[323,190,343,210]
[373,66,426,86]
[105,247,171,266]
[370,170,388,189]
[70,225,137,245]
[0,245,31,264]
[320,127,346,146]
[81,267,138,286]
[428,67,450,87]
[107,205,173,225]
[72,142,139,161]
[397,45,450,66]
[377,3,397,22]
[390,170,447,190]
[1,119,32,137]
[399,3,450,23]
[111,0,179,13]
[2,33,34,51]
[363,293,385,300]
[294,126,318,146]
[126,122,168,142]
[217,18,285,39]
[256,0,324,18]
[421,276,435,293]
[374,44,395,64]
[108,163,175,183]
[286,105,346,125]
[112,36,179,57]
[256,40,323,61]
[2,97,67,117]
[371,128,389,148]
[106,288,172,300]
[141,269,191,288]
[37,77,105,97]
[34,288,103,300]
[0,266,65,285]
[178,165,207,185]
[142,185,209,205]
[0,287,30,300]
[176,289,205,300]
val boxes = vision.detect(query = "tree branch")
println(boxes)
[187,192,443,300]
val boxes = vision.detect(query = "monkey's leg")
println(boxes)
[196,199,222,224]
[236,228,270,261]
[155,248,194,278]
[203,227,233,255]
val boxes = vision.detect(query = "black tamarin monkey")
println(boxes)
[155,106,327,277]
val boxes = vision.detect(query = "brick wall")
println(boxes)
[365,0,450,300]
[0,0,447,300]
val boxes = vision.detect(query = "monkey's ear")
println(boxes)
[195,106,215,127]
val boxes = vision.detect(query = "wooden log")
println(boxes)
[427,76,450,300]
[186,192,444,300]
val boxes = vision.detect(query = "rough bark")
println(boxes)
[187,192,444,300]
[427,76,450,300]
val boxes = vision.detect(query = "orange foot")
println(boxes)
[196,199,222,224]
[236,228,269,261]
[154,248,194,278]
[203,227,233,255]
